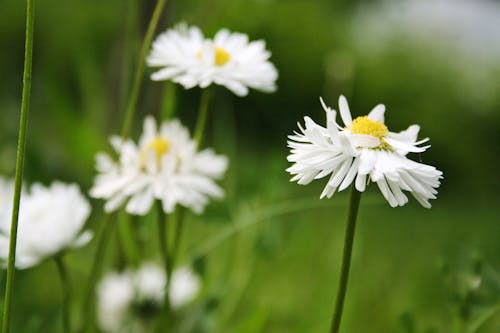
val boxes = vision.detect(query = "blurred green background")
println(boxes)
[1,0,500,332]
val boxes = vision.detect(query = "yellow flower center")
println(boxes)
[214,47,230,66]
[348,116,392,150]
[348,116,388,139]
[141,136,171,167]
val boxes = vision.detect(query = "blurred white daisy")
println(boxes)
[90,116,228,215]
[97,263,200,333]
[0,180,92,269]
[287,95,443,208]
[169,267,201,309]
[147,23,278,96]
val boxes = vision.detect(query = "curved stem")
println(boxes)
[1,0,36,332]
[330,188,362,333]
[194,89,212,147]
[55,256,71,333]
[121,0,168,138]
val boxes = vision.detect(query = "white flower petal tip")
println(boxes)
[338,95,353,126]
[147,23,278,96]
[367,104,386,123]
[0,180,92,269]
[319,97,332,112]
[286,95,442,208]
[90,116,228,215]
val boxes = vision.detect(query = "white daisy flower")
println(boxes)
[169,267,201,310]
[0,180,92,269]
[90,116,228,215]
[147,23,278,96]
[287,95,443,208]
[97,263,200,332]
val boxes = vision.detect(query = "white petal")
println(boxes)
[367,104,385,123]
[338,95,352,126]
[355,173,367,192]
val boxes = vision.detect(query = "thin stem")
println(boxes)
[1,0,35,332]
[161,82,177,120]
[117,211,140,266]
[119,0,139,112]
[330,188,362,333]
[80,215,117,333]
[55,256,71,333]
[121,0,168,138]
[157,203,172,316]
[171,207,185,267]
[194,89,212,147]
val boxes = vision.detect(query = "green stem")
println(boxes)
[161,82,177,120]
[330,188,362,333]
[171,207,185,267]
[194,89,212,147]
[119,0,139,113]
[80,215,117,333]
[118,212,140,266]
[157,203,172,316]
[55,256,71,333]
[121,0,168,138]
[1,0,35,332]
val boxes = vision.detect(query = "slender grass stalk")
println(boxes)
[171,207,185,267]
[119,0,139,113]
[330,188,362,333]
[117,211,140,266]
[121,0,169,138]
[1,1,36,332]
[161,82,177,120]
[55,256,72,333]
[194,89,212,147]
[157,203,172,317]
[80,215,117,333]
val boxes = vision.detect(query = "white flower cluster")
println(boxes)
[97,263,200,333]
[0,179,92,269]
[287,96,443,208]
[147,23,278,96]
[90,116,228,215]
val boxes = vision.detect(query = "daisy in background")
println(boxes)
[0,179,92,269]
[147,23,278,96]
[287,95,443,207]
[90,116,228,215]
[97,262,200,333]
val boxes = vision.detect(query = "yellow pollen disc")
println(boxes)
[214,47,230,66]
[348,116,388,140]
[141,136,171,166]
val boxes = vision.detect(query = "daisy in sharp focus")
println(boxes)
[90,116,228,215]
[0,180,92,269]
[287,95,443,208]
[147,23,278,96]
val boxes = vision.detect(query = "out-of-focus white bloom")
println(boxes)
[97,271,135,333]
[0,180,92,269]
[287,96,443,208]
[134,263,166,304]
[97,263,200,333]
[170,267,201,309]
[147,23,278,96]
[90,116,228,215]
